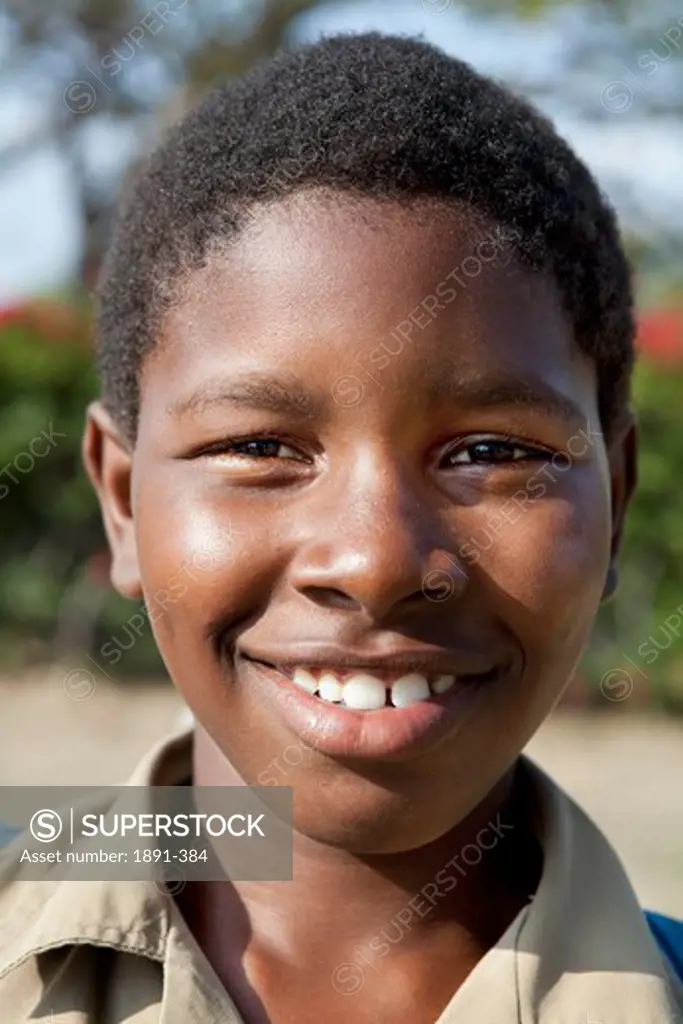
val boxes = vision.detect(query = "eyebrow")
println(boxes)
[426,373,587,426]
[166,370,586,427]
[166,373,326,422]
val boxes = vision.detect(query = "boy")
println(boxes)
[1,30,682,1024]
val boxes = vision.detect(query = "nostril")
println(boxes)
[300,585,358,610]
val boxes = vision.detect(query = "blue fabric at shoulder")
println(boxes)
[0,821,23,847]
[646,910,683,982]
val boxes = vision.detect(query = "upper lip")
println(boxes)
[239,643,505,678]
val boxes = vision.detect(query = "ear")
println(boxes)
[602,410,638,603]
[82,401,142,600]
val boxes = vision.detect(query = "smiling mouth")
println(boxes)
[240,655,501,711]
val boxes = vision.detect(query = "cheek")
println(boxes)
[466,480,611,664]
[133,488,283,649]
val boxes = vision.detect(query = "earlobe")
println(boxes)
[82,401,143,600]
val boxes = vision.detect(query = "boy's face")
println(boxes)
[86,193,635,852]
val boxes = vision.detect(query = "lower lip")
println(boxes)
[238,657,502,761]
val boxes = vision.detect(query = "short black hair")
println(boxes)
[96,30,635,443]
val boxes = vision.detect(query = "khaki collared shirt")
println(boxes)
[1,729,682,1023]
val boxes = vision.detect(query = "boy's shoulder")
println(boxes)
[0,730,194,1022]
[0,857,168,1024]
[0,782,161,962]
[521,759,683,1003]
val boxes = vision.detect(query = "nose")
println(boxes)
[288,454,468,620]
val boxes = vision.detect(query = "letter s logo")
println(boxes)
[29,809,63,843]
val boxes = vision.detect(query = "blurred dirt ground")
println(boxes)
[1,670,682,916]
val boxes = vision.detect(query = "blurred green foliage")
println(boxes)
[0,318,97,648]
[585,360,683,711]
[1,307,682,706]
[0,310,163,674]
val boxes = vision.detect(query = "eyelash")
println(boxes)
[199,433,311,462]
[440,436,551,468]
[200,434,551,466]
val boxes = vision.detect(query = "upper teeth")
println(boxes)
[290,668,454,709]
[318,672,344,703]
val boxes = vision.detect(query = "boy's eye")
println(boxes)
[441,438,549,467]
[205,437,308,461]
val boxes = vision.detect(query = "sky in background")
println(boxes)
[0,0,682,303]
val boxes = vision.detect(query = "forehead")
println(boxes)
[142,191,594,423]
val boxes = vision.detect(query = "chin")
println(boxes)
[289,777,455,855]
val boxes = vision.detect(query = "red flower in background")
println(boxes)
[0,299,90,344]
[637,308,683,364]
[0,304,27,328]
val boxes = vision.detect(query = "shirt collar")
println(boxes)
[439,759,682,1022]
[1,732,681,1023]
